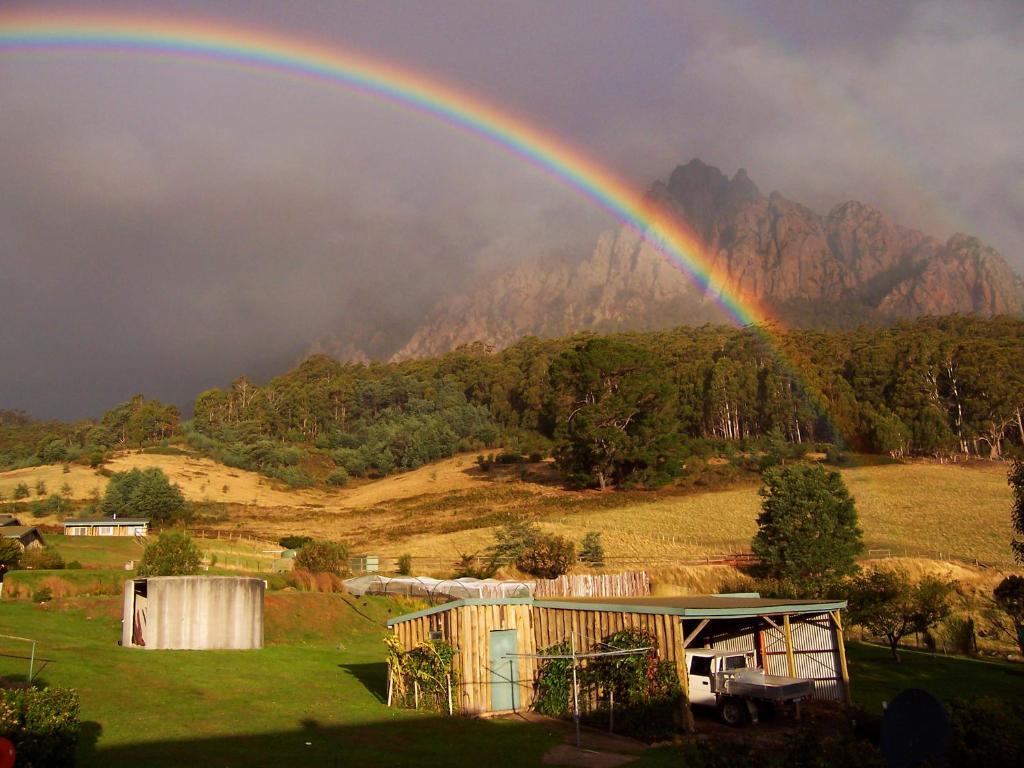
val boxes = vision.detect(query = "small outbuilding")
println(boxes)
[64,516,150,537]
[2,526,45,551]
[387,594,850,719]
[122,576,264,650]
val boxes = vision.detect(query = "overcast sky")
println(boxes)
[1,0,1021,419]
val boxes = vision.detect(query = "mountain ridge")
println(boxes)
[391,159,1022,360]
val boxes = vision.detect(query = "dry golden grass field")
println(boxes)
[1,452,1016,569]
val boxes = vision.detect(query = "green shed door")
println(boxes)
[489,629,520,712]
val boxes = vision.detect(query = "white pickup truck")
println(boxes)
[686,649,815,725]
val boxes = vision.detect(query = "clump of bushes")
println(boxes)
[490,519,575,579]
[534,629,681,742]
[32,586,53,604]
[516,534,575,579]
[327,468,350,487]
[294,540,349,575]
[137,531,202,577]
[278,535,313,551]
[0,686,80,767]
[21,547,66,571]
[385,635,460,712]
[397,553,413,576]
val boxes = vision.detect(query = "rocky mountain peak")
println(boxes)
[388,160,1023,360]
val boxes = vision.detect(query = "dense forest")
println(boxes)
[3,316,1023,489]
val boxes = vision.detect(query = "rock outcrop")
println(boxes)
[393,159,1023,360]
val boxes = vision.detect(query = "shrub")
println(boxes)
[327,468,350,487]
[22,547,65,571]
[397,553,413,576]
[137,531,202,577]
[0,686,80,767]
[273,466,314,489]
[294,540,349,575]
[13,483,30,500]
[66,561,82,570]
[0,539,21,569]
[453,552,498,580]
[940,616,977,655]
[29,495,62,519]
[947,697,1024,768]
[32,586,53,603]
[278,535,313,551]
[517,534,575,579]
[34,480,47,497]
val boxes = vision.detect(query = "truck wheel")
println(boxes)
[720,699,748,727]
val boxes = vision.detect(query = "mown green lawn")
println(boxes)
[0,595,562,768]
[847,641,1024,713]
[46,534,145,568]
[2,596,1022,767]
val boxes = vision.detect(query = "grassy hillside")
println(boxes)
[304,458,1015,569]
[2,453,1016,569]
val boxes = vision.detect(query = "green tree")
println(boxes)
[1010,460,1024,564]
[137,531,202,576]
[846,567,953,661]
[992,575,1024,655]
[101,467,185,522]
[294,540,349,575]
[549,339,676,489]
[13,482,29,500]
[752,463,863,593]
[580,531,605,566]
[489,518,542,564]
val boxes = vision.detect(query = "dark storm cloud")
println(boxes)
[1,0,1021,418]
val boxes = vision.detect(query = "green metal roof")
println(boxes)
[385,594,846,626]
[386,598,532,626]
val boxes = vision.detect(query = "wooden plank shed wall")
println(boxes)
[392,602,537,715]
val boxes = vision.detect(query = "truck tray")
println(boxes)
[714,670,815,701]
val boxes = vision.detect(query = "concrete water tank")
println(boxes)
[122,576,264,650]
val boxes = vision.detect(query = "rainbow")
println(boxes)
[0,8,771,329]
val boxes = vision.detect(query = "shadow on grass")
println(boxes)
[338,662,388,703]
[75,713,563,768]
